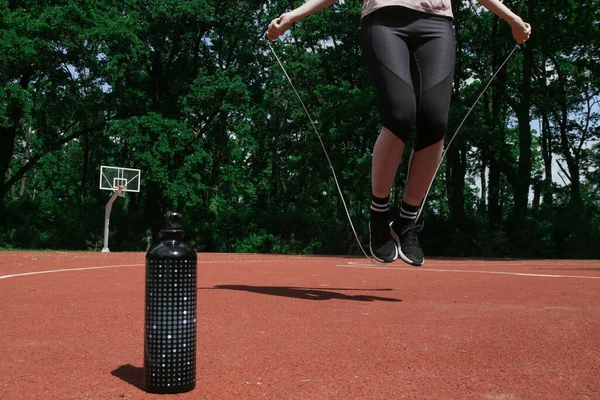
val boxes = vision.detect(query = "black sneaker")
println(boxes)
[390,218,424,266]
[369,210,398,263]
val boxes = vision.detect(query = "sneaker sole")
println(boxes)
[389,222,424,267]
[369,246,398,264]
[369,224,398,263]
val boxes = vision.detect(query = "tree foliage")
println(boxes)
[1,0,599,258]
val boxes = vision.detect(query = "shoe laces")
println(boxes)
[400,220,424,246]
[416,219,424,232]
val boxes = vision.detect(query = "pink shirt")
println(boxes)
[362,0,453,19]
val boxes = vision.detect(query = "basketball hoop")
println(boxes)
[100,167,141,252]
[100,166,140,193]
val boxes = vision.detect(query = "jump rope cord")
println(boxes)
[267,38,519,263]
[416,44,520,221]
[266,39,380,265]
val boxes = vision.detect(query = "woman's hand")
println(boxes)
[475,0,532,44]
[267,13,294,40]
[266,0,338,40]
[510,18,532,44]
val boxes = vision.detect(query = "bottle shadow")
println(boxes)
[111,364,144,390]
[206,285,402,302]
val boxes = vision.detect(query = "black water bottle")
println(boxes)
[144,212,197,394]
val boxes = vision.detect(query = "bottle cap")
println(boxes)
[161,211,184,234]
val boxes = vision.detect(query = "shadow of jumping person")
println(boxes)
[207,285,402,302]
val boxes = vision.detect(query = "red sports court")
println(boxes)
[1,251,598,399]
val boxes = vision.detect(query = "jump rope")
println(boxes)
[266,37,520,266]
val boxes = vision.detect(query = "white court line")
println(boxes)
[8,258,597,281]
[0,259,320,281]
[338,263,600,280]
[0,264,145,280]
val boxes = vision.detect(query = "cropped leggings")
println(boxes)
[360,6,455,150]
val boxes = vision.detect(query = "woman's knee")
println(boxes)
[383,109,415,143]
[415,116,447,150]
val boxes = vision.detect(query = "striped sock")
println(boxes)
[399,201,419,221]
[371,194,390,214]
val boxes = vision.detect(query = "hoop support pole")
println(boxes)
[101,186,125,252]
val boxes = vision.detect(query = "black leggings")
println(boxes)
[360,6,455,150]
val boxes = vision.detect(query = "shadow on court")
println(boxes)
[111,364,144,390]
[204,285,402,302]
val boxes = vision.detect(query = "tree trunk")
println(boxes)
[80,132,90,204]
[447,144,466,226]
[487,157,502,229]
[0,70,33,213]
[532,176,541,211]
[446,0,466,227]
[540,114,553,205]
[570,168,581,205]
[537,59,554,206]
[553,59,582,206]
[479,153,487,211]
[512,1,535,222]
[483,13,512,230]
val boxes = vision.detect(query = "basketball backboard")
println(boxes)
[100,165,141,193]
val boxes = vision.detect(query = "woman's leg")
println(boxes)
[392,14,456,266]
[361,9,417,263]
[372,127,405,198]
[402,142,444,206]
